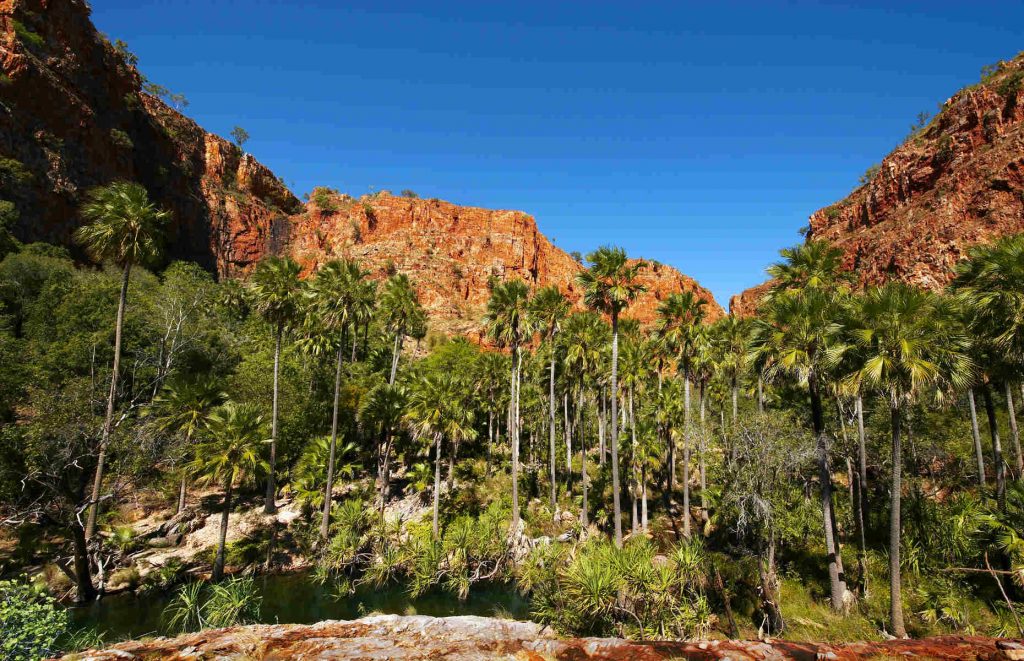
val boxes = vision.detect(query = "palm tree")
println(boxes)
[576,246,645,547]
[307,258,369,540]
[380,274,426,385]
[845,283,973,638]
[359,383,407,511]
[485,278,533,530]
[189,402,269,581]
[76,181,169,539]
[405,373,477,539]
[249,256,304,514]
[528,286,569,512]
[149,376,226,514]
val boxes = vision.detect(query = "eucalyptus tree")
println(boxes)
[404,372,477,539]
[576,246,645,547]
[380,273,425,385]
[248,255,304,514]
[76,181,169,538]
[358,382,407,511]
[528,285,569,511]
[306,258,370,540]
[750,287,851,611]
[189,402,269,581]
[485,278,532,530]
[149,376,226,513]
[845,283,973,638]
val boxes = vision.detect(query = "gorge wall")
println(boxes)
[731,52,1024,316]
[0,0,722,330]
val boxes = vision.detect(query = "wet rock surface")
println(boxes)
[66,614,1022,660]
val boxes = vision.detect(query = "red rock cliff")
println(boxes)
[731,52,1024,316]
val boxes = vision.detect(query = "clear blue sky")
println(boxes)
[91,1,1024,307]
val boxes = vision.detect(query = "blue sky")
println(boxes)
[91,1,1024,307]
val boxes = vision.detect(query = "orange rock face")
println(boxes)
[0,0,721,332]
[731,53,1024,315]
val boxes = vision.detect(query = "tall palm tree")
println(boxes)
[76,181,169,539]
[750,287,852,612]
[149,376,226,513]
[845,283,973,638]
[528,286,569,512]
[405,373,476,539]
[485,279,533,530]
[189,402,269,581]
[359,382,407,511]
[249,255,304,514]
[306,258,369,540]
[380,274,426,385]
[576,246,645,547]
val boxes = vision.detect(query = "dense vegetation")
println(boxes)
[1,183,1023,654]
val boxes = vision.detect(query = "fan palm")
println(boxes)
[76,181,169,538]
[149,376,226,513]
[380,273,425,384]
[576,247,645,547]
[248,255,303,514]
[359,382,407,510]
[529,285,569,511]
[845,283,973,637]
[189,402,269,581]
[485,278,533,530]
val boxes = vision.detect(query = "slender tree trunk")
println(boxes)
[810,377,850,612]
[320,345,344,541]
[848,456,868,596]
[759,532,784,635]
[511,343,521,530]
[564,392,573,496]
[486,410,494,477]
[598,389,606,466]
[731,380,738,424]
[856,395,869,514]
[432,433,442,539]
[350,322,358,362]
[71,523,96,602]
[968,389,986,487]
[610,315,623,547]
[641,463,648,532]
[629,387,638,536]
[264,324,283,514]
[683,376,692,538]
[86,262,132,539]
[177,475,188,514]
[548,354,557,511]
[447,436,459,493]
[983,384,1006,509]
[581,392,589,528]
[1007,382,1022,477]
[378,430,392,512]
[213,479,233,582]
[389,328,402,385]
[699,386,707,514]
[757,377,764,415]
[888,405,906,637]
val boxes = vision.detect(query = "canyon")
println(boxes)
[0,0,722,331]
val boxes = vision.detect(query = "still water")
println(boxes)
[69,571,530,643]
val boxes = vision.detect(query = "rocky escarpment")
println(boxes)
[67,614,1024,660]
[0,0,300,273]
[287,191,723,330]
[731,52,1024,316]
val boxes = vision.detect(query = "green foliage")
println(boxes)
[400,189,419,198]
[13,20,44,50]
[230,126,250,149]
[0,157,33,187]
[164,576,262,633]
[0,579,68,661]
[859,163,880,185]
[109,128,134,150]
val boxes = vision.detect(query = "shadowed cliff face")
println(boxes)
[0,0,722,331]
[731,52,1024,317]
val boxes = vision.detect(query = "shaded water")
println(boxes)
[69,571,530,643]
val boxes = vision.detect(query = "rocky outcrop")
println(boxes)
[0,0,720,331]
[731,52,1024,316]
[0,0,300,273]
[67,614,1023,660]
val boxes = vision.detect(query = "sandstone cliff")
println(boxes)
[731,52,1024,316]
[0,0,721,331]
[68,614,1023,660]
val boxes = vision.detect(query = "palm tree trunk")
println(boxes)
[610,315,623,547]
[598,389,606,466]
[968,389,986,487]
[580,392,589,528]
[848,456,868,596]
[757,377,765,415]
[856,394,869,513]
[320,345,344,541]
[486,410,494,477]
[177,475,188,514]
[888,405,906,637]
[699,385,707,514]
[629,387,638,536]
[214,478,233,582]
[564,392,573,496]
[432,433,442,540]
[389,328,402,385]
[548,354,557,511]
[378,430,392,513]
[683,376,692,538]
[447,437,459,493]
[86,262,132,539]
[810,377,849,612]
[71,522,96,602]
[1007,381,1022,477]
[641,463,648,532]
[983,384,1006,509]
[731,380,738,424]
[759,531,784,634]
[265,323,283,514]
[511,343,521,530]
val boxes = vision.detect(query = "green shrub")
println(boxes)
[0,158,33,187]
[311,187,339,214]
[0,579,68,661]
[12,20,44,51]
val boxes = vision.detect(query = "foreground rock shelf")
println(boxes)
[66,614,1024,660]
